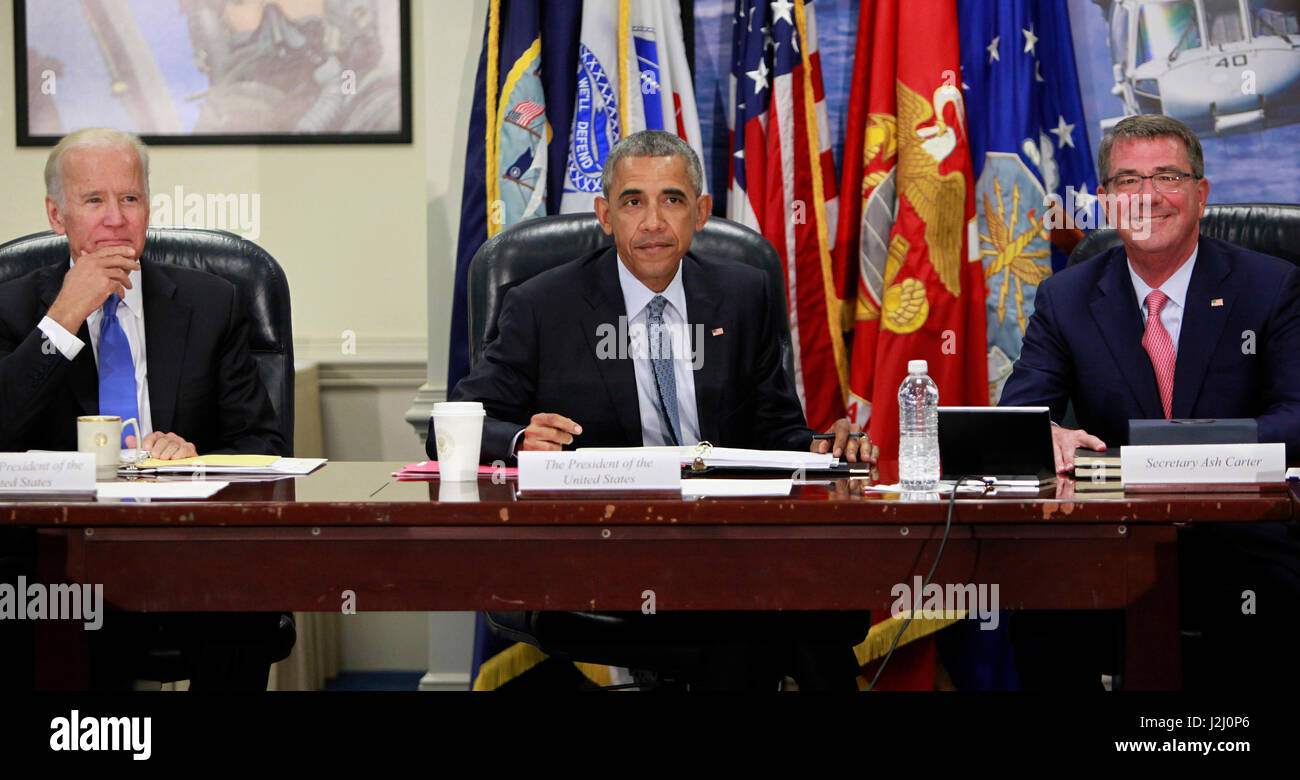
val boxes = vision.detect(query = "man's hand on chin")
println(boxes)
[126,431,198,460]
[812,418,878,464]
[46,247,141,333]
[1051,425,1106,474]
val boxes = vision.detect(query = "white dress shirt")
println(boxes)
[1128,244,1198,355]
[616,257,702,447]
[36,261,154,437]
[506,257,705,456]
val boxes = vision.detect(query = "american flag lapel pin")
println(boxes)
[712,327,725,336]
[1211,298,1224,307]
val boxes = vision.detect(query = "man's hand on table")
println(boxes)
[125,431,198,460]
[518,412,583,452]
[812,418,878,463]
[1051,425,1106,474]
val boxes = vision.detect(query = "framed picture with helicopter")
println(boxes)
[1069,0,1300,204]
[13,0,411,145]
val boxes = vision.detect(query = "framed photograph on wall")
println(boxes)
[14,0,411,145]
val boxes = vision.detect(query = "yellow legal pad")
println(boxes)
[135,454,280,469]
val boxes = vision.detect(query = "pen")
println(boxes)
[810,432,867,440]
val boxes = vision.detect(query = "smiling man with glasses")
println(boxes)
[1000,113,1300,469]
[998,114,1300,690]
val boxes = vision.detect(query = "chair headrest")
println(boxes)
[1068,203,1300,267]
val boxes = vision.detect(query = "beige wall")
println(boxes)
[0,0,485,370]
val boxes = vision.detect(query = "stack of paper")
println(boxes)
[579,445,836,471]
[681,478,793,497]
[123,455,326,477]
[96,481,231,500]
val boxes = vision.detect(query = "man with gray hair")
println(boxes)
[0,127,284,457]
[1000,114,1300,690]
[444,129,872,689]
[1003,113,1300,467]
[0,128,287,689]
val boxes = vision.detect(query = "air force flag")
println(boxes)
[959,0,1099,403]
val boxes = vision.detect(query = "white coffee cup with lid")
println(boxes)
[431,402,485,482]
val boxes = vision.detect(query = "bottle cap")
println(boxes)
[908,359,927,375]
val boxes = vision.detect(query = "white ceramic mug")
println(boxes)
[77,415,141,473]
[431,402,485,482]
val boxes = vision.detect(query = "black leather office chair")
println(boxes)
[0,226,296,685]
[466,213,865,688]
[468,212,796,382]
[1068,203,1300,268]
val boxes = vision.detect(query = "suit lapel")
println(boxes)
[36,263,98,415]
[682,254,724,445]
[578,249,642,445]
[141,261,191,434]
[1171,241,1232,418]
[1088,250,1164,418]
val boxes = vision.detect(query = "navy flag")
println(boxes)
[447,1,581,394]
[446,2,581,689]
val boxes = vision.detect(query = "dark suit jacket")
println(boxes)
[1000,236,1300,454]
[437,247,814,462]
[0,258,285,455]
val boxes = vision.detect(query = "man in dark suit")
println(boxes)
[452,227,825,462]
[0,128,286,690]
[452,138,863,463]
[0,130,283,457]
[1000,114,1300,689]
[441,129,874,689]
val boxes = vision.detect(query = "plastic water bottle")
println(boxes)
[898,359,940,491]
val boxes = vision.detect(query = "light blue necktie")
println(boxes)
[646,295,681,447]
[98,295,138,447]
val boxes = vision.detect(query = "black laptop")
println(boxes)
[937,406,1056,486]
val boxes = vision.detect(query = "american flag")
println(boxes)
[506,100,547,128]
[727,0,847,431]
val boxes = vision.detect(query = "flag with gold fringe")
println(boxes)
[838,0,988,485]
[727,0,849,432]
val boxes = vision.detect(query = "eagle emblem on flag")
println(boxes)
[897,81,969,299]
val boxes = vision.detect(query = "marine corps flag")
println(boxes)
[839,0,987,480]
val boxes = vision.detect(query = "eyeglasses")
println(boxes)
[1103,171,1198,194]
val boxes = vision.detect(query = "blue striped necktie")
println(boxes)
[97,295,138,447]
[646,295,681,447]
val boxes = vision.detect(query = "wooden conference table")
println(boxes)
[7,462,1294,690]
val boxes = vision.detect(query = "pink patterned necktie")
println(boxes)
[1142,290,1176,419]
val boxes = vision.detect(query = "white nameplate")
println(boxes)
[0,452,97,495]
[517,451,681,492]
[1121,443,1285,486]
